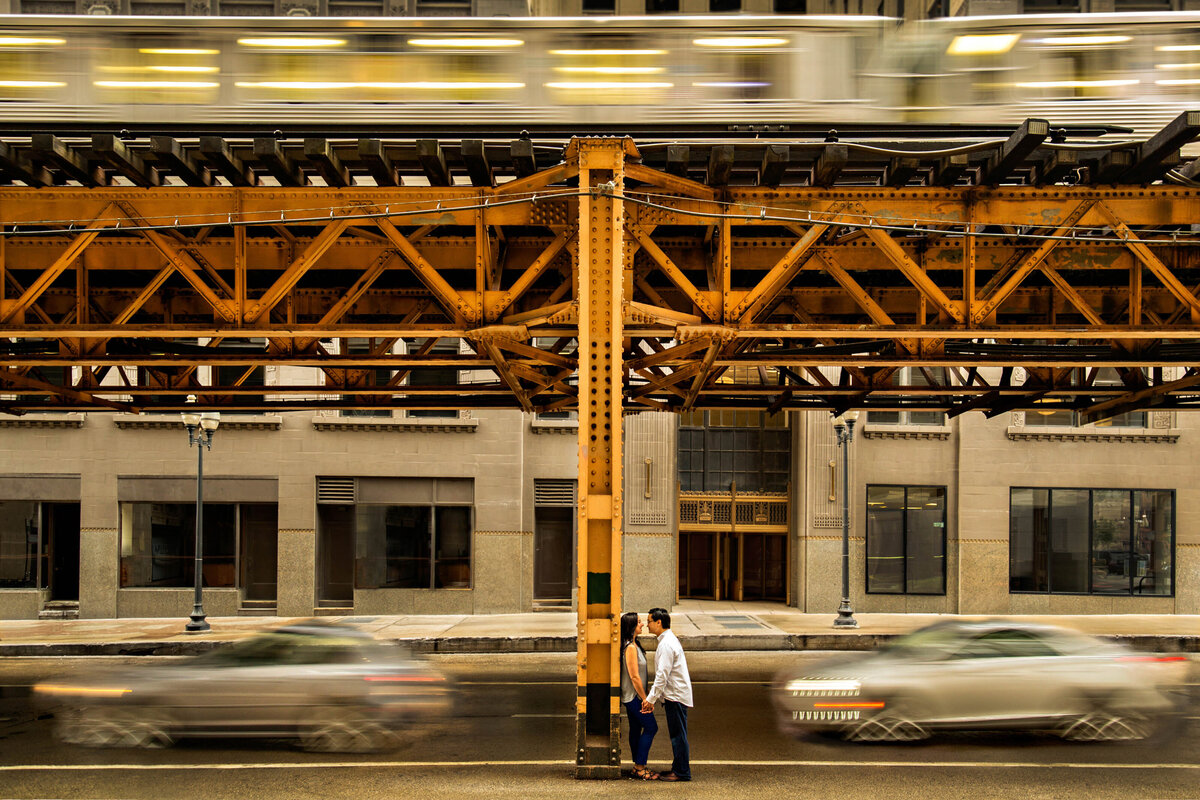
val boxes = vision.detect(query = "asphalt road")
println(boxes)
[0,652,1197,800]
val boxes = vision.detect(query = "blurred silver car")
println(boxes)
[775,620,1187,743]
[34,622,452,752]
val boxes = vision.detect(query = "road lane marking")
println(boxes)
[4,760,1200,772]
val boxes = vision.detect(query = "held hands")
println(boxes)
[641,698,653,714]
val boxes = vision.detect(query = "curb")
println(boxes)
[0,633,1196,657]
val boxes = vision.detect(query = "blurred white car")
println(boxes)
[774,620,1187,743]
[35,621,452,752]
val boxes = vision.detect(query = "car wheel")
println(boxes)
[57,706,174,749]
[843,707,929,743]
[57,705,109,747]
[1060,709,1153,742]
[301,707,395,753]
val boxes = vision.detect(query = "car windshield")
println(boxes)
[195,632,372,667]
[879,624,967,660]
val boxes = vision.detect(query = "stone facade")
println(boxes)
[0,405,1195,619]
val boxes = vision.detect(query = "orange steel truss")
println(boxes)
[4,137,1200,773]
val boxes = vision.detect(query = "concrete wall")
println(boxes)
[799,408,1198,616]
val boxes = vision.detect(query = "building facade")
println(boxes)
[1,380,1195,619]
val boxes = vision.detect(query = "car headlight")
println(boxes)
[34,684,132,697]
[784,679,861,695]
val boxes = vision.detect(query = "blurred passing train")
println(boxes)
[0,12,1196,139]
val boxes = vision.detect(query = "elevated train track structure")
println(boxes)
[3,119,1200,774]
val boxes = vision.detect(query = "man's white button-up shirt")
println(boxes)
[645,629,693,707]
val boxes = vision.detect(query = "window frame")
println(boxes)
[352,500,474,591]
[864,483,948,596]
[118,501,275,589]
[1008,486,1175,597]
[677,410,790,493]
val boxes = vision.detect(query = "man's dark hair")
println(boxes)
[649,607,671,629]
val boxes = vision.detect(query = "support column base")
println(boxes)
[575,764,622,780]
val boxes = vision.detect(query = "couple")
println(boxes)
[620,608,693,782]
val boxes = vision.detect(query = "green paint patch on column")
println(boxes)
[586,571,611,605]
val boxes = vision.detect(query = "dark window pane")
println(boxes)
[435,506,472,588]
[1134,491,1173,596]
[357,505,430,589]
[0,500,39,588]
[646,0,678,10]
[774,0,805,11]
[906,486,945,594]
[867,411,900,424]
[1010,488,1049,592]
[866,486,905,593]
[1091,489,1131,594]
[202,504,237,587]
[120,502,235,588]
[1050,489,1089,593]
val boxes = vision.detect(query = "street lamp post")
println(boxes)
[832,409,860,629]
[182,405,220,634]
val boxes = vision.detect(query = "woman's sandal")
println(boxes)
[633,767,660,781]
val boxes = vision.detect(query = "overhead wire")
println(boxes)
[0,184,1194,245]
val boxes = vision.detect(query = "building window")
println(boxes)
[340,338,395,418]
[866,368,947,426]
[866,485,946,595]
[1023,369,1148,428]
[405,338,460,419]
[351,503,472,589]
[119,502,275,588]
[678,410,789,492]
[1010,488,1173,596]
[216,338,267,415]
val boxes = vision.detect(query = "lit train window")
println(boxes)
[233,31,525,104]
[691,32,791,102]
[545,34,672,106]
[92,35,221,105]
[0,32,69,102]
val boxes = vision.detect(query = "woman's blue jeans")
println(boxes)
[624,698,658,765]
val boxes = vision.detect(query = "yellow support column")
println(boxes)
[573,138,635,779]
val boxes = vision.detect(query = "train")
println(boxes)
[0,11,1195,141]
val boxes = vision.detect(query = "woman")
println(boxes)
[620,611,659,780]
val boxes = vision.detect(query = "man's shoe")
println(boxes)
[658,772,680,782]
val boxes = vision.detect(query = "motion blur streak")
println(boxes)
[33,621,457,754]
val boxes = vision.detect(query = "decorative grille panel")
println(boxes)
[317,477,356,504]
[534,479,576,507]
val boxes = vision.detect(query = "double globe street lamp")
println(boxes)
[832,409,859,629]
[182,402,220,634]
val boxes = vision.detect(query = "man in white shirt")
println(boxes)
[641,607,693,781]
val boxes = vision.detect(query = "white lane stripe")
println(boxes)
[3,760,1200,772]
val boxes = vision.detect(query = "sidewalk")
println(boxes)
[0,603,1197,656]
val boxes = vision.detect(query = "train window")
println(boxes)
[0,33,69,104]
[646,0,679,12]
[710,0,741,10]
[773,0,806,11]
[582,0,616,12]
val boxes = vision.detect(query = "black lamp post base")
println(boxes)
[185,615,210,634]
[833,601,859,628]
